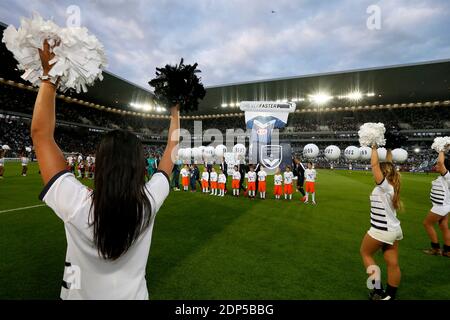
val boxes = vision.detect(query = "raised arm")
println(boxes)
[436,151,448,175]
[31,41,66,185]
[157,105,180,177]
[386,148,393,163]
[371,146,384,184]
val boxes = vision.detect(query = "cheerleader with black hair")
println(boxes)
[423,151,450,257]
[30,40,187,299]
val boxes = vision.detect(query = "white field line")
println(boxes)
[0,204,46,214]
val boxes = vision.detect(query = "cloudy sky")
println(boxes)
[1,0,449,88]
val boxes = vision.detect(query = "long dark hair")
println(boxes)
[90,130,151,260]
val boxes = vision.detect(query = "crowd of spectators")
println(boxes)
[1,81,448,168]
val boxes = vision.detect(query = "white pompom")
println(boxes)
[2,13,107,93]
[359,146,372,161]
[345,146,360,160]
[358,122,386,147]
[25,147,32,152]
[2,145,11,150]
[303,143,319,159]
[324,145,341,161]
[431,136,450,153]
[392,148,408,163]
[377,147,387,161]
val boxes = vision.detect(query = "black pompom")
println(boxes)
[149,58,206,112]
[385,129,408,149]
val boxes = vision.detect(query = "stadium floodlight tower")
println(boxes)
[239,101,296,173]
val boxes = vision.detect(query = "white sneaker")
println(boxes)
[304,200,309,204]
[312,201,316,205]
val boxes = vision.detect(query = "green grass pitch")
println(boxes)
[0,162,449,300]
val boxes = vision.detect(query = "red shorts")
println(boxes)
[247,182,256,191]
[218,183,225,190]
[232,179,240,189]
[284,183,293,195]
[182,177,189,187]
[274,185,282,196]
[202,180,209,189]
[305,181,315,193]
[258,181,266,192]
[211,181,218,189]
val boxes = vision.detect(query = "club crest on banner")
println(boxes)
[260,145,283,169]
[240,101,296,170]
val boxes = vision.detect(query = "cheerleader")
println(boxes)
[360,146,403,300]
[0,149,5,179]
[231,165,241,196]
[422,151,450,257]
[30,39,181,300]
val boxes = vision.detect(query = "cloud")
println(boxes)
[1,0,449,87]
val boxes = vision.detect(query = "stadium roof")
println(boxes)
[1,21,450,117]
[199,59,450,114]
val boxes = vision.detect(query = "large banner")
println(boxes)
[240,101,296,172]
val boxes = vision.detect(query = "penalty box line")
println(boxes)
[0,204,46,214]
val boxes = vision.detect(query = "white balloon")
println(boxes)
[392,148,408,163]
[192,148,202,163]
[204,146,215,159]
[344,146,360,160]
[233,144,246,155]
[377,147,387,162]
[359,146,372,161]
[183,148,192,161]
[215,144,227,158]
[324,145,341,160]
[303,143,319,159]
[177,148,185,159]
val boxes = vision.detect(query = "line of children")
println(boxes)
[178,164,317,202]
